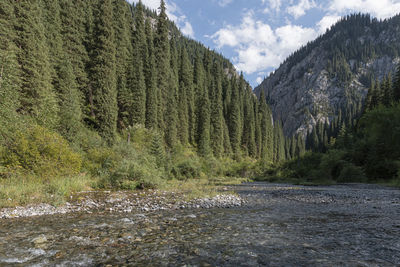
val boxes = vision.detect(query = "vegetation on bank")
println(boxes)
[0,0,281,208]
[257,103,400,186]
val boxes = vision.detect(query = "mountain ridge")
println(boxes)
[255,13,400,138]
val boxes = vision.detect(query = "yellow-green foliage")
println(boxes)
[0,125,82,177]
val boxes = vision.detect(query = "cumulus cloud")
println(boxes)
[211,11,318,74]
[128,0,195,38]
[328,0,400,19]
[287,0,316,19]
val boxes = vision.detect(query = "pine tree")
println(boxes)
[164,39,178,148]
[59,0,90,124]
[210,62,224,157]
[90,0,118,143]
[131,1,146,125]
[154,0,170,131]
[393,64,400,102]
[113,0,134,129]
[144,17,158,129]
[198,86,211,156]
[229,78,241,157]
[179,46,195,145]
[43,0,82,140]
[0,0,21,139]
[14,0,59,128]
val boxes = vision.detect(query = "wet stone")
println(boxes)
[0,183,400,266]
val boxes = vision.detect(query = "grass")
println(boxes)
[160,176,248,201]
[0,173,93,208]
[254,176,337,186]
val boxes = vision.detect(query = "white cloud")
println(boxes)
[128,0,195,38]
[287,0,316,19]
[218,0,233,7]
[181,21,194,37]
[211,11,318,74]
[317,15,341,34]
[262,0,282,14]
[256,76,264,84]
[128,0,159,11]
[328,0,400,19]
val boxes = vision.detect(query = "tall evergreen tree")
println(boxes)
[14,0,59,128]
[154,0,170,131]
[0,0,20,139]
[113,0,134,129]
[179,46,195,145]
[229,78,241,156]
[131,1,146,125]
[144,18,158,129]
[59,0,90,124]
[210,62,224,157]
[90,0,118,143]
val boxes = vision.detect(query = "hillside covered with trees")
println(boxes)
[0,0,294,206]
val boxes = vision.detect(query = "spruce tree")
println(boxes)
[154,0,170,131]
[179,46,195,145]
[113,0,134,129]
[229,78,241,156]
[59,0,89,124]
[198,87,211,156]
[43,0,83,140]
[131,1,146,125]
[210,62,224,157]
[393,64,400,102]
[14,0,59,128]
[144,18,158,129]
[90,0,118,143]
[0,0,20,139]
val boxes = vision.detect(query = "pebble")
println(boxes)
[0,191,244,219]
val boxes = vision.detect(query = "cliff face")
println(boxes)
[255,14,400,137]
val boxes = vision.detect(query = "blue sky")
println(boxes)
[129,0,400,87]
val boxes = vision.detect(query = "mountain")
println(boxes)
[255,14,400,138]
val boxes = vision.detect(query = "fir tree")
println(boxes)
[229,78,241,156]
[90,0,118,143]
[0,0,20,139]
[144,18,158,129]
[113,0,134,129]
[14,0,59,128]
[179,46,195,145]
[210,62,224,157]
[154,0,170,131]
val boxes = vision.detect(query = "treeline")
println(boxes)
[268,66,400,183]
[0,0,291,175]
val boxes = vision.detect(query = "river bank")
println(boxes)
[0,189,244,219]
[1,183,400,266]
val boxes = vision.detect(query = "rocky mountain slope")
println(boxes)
[255,14,400,137]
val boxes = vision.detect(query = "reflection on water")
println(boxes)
[1,183,399,266]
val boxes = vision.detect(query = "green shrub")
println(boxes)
[0,125,82,177]
[171,158,201,180]
[338,163,366,182]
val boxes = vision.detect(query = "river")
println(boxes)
[1,183,399,266]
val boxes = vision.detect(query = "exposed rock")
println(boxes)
[255,15,400,137]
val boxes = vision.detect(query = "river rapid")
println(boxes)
[1,183,399,266]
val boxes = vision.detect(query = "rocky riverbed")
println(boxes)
[1,183,400,266]
[0,190,244,219]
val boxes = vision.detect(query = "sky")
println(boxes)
[129,0,400,87]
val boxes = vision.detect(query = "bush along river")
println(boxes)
[1,183,400,266]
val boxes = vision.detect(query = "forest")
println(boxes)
[0,0,294,207]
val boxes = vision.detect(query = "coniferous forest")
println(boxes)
[0,0,290,206]
[1,0,400,207]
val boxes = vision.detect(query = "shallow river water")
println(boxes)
[1,183,400,266]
